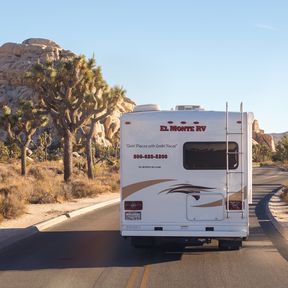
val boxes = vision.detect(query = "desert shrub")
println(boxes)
[0,180,29,219]
[109,159,120,173]
[29,181,73,204]
[96,173,120,192]
[109,173,120,191]
[259,160,275,167]
[73,156,87,175]
[280,186,288,204]
[7,142,21,159]
[28,162,63,179]
[253,144,272,162]
[48,151,62,161]
[278,161,288,171]
[0,142,9,161]
[93,162,109,176]
[28,166,47,180]
[61,183,73,201]
[0,193,25,219]
[71,179,111,198]
[0,160,119,220]
[0,165,17,182]
[29,184,57,204]
[28,186,67,204]
[0,175,33,202]
[274,136,288,162]
[28,174,70,204]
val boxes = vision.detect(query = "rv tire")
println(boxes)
[218,238,242,250]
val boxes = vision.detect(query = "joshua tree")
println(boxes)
[0,100,48,175]
[38,129,52,161]
[27,55,119,182]
[80,86,124,179]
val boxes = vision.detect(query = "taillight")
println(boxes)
[124,201,143,210]
[228,200,242,210]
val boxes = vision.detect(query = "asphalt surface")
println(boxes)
[0,167,288,288]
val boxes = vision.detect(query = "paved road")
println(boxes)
[0,167,288,288]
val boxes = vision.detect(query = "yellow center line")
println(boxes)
[126,267,142,288]
[140,265,151,288]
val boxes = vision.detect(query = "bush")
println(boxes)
[274,136,288,162]
[280,186,288,204]
[7,142,21,159]
[259,160,275,167]
[0,142,9,161]
[253,144,272,162]
[0,193,26,219]
[27,165,70,203]
[0,160,119,220]
[28,166,47,180]
[110,159,120,172]
[71,179,111,198]
[29,182,58,204]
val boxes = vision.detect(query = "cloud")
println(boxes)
[256,24,276,31]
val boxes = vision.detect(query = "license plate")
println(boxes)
[125,212,141,220]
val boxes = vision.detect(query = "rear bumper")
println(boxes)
[121,230,248,238]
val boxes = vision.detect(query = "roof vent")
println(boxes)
[133,104,160,112]
[175,105,204,111]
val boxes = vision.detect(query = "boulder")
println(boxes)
[0,38,135,147]
[252,120,275,152]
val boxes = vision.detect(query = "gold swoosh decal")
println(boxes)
[193,199,224,208]
[122,179,175,200]
[193,188,247,208]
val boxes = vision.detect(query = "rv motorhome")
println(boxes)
[120,104,254,249]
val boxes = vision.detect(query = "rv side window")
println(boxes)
[183,142,239,170]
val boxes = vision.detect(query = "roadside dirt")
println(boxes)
[0,192,119,229]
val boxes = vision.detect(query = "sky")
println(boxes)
[1,0,288,133]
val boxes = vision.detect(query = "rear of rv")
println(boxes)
[120,105,253,249]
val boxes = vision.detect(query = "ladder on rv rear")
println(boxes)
[225,103,244,218]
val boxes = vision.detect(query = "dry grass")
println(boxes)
[71,179,111,198]
[0,193,26,219]
[259,160,276,167]
[280,186,288,204]
[0,160,119,222]
[279,161,288,172]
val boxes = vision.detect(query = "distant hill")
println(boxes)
[270,132,288,144]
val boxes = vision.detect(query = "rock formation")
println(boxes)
[252,120,275,152]
[0,38,135,147]
[269,132,288,145]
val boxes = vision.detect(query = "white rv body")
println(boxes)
[120,105,254,246]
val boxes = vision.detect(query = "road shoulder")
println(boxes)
[266,187,288,241]
[0,192,120,252]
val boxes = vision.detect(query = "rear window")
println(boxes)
[183,142,239,170]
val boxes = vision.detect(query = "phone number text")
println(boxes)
[133,154,168,159]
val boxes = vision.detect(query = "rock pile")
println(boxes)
[253,120,275,152]
[0,38,135,146]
